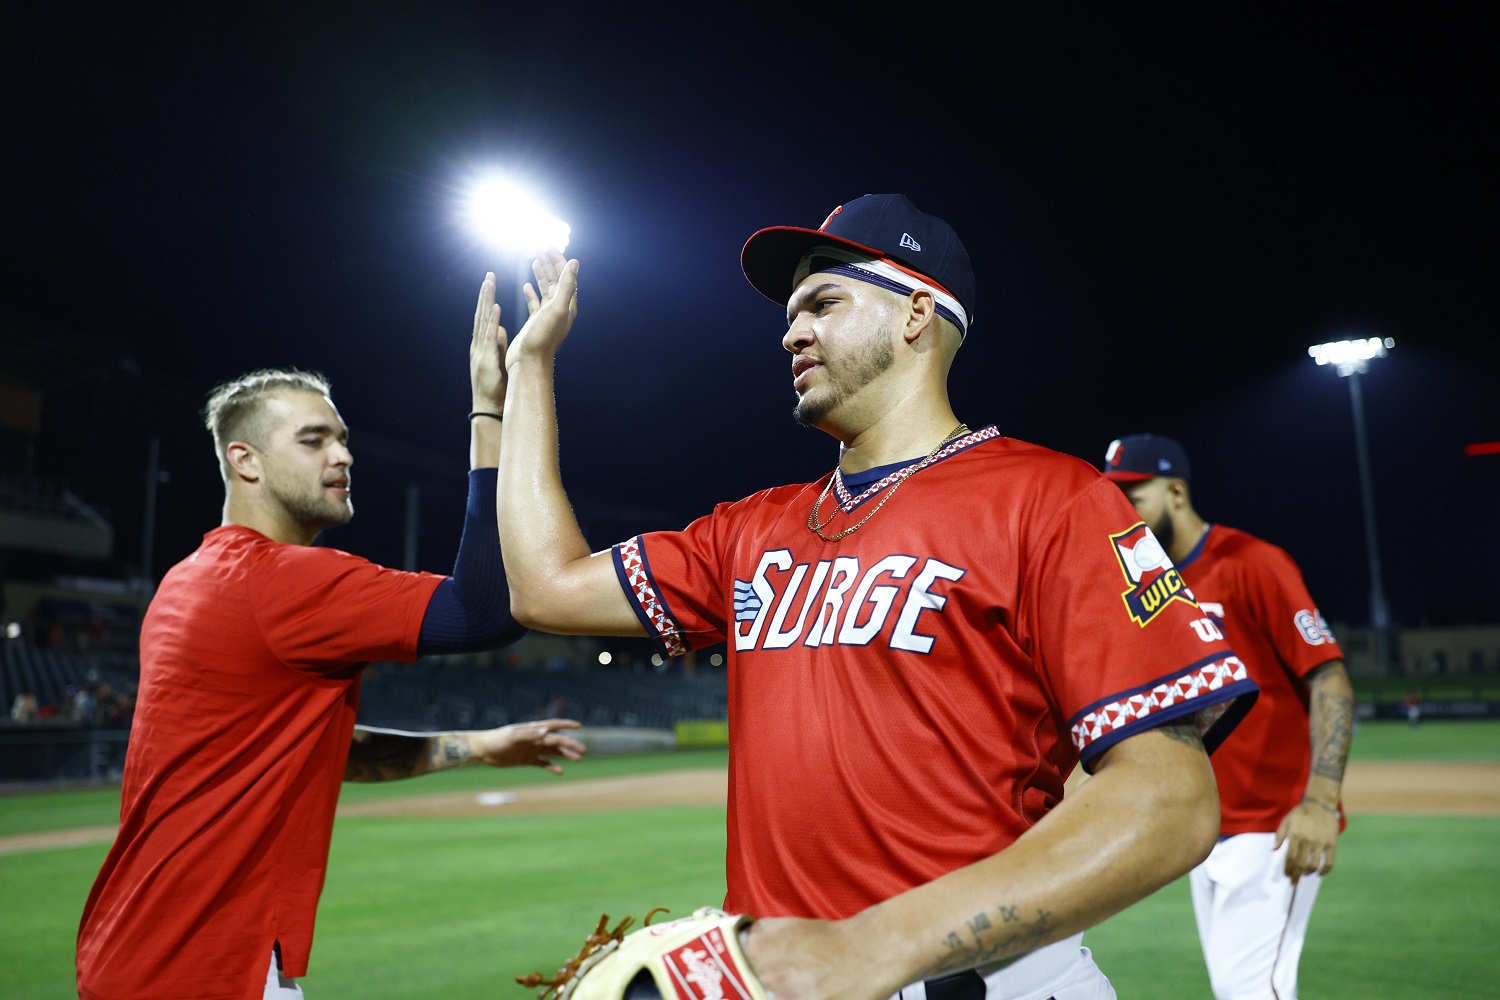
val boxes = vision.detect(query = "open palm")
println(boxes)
[505,248,580,369]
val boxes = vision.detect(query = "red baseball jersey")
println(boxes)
[1173,524,1344,835]
[612,429,1257,919]
[77,525,443,1000]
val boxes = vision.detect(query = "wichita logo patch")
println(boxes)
[1110,523,1196,627]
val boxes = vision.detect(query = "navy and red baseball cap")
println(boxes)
[740,194,975,335]
[1102,433,1192,482]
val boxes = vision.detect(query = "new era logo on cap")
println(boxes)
[1103,434,1192,482]
[899,233,922,252]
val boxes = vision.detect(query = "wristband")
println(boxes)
[468,411,503,422]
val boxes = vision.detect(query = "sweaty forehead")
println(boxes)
[785,272,892,317]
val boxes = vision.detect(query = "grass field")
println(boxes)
[2,723,1495,998]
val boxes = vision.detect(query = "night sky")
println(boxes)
[5,6,1496,632]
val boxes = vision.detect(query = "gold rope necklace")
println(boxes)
[807,423,970,541]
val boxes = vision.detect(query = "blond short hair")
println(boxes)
[203,368,332,464]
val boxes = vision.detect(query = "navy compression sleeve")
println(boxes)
[416,468,527,654]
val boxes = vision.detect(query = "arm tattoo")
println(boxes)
[429,735,471,773]
[919,905,1057,979]
[1155,720,1206,751]
[345,728,472,782]
[1308,666,1354,784]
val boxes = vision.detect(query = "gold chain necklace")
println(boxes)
[807,423,970,541]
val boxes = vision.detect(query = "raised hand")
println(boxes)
[470,271,509,414]
[506,247,579,369]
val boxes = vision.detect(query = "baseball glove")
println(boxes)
[517,907,771,1000]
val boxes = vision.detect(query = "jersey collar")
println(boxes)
[1176,523,1212,570]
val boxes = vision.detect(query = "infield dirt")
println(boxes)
[3,761,1497,856]
[336,760,1500,820]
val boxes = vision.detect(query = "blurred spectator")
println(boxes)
[71,684,99,724]
[98,683,136,728]
[10,691,39,722]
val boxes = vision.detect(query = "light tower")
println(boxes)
[1308,336,1394,670]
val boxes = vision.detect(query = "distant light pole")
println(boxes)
[1309,336,1395,671]
[465,178,570,330]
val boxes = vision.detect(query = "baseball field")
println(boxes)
[3,720,1495,999]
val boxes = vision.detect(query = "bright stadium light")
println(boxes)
[598,651,613,666]
[466,178,570,254]
[462,175,570,330]
[1310,334,1394,669]
[1308,336,1395,377]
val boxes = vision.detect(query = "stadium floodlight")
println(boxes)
[466,178,570,254]
[1308,336,1395,377]
[462,175,570,328]
[1310,335,1394,670]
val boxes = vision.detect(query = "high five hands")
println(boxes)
[470,271,509,415]
[507,248,580,368]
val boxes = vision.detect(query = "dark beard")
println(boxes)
[791,329,895,428]
[1152,510,1175,553]
[793,396,832,428]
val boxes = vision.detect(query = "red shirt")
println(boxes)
[612,430,1257,918]
[77,526,443,1000]
[1174,525,1343,834]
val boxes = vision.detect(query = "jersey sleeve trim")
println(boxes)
[612,535,689,658]
[1070,653,1259,767]
[1192,678,1259,755]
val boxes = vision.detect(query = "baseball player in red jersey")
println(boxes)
[76,273,586,1000]
[1102,433,1355,1000]
[493,196,1259,1000]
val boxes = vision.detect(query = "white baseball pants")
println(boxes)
[1189,832,1322,1000]
[265,948,305,998]
[894,934,1116,1000]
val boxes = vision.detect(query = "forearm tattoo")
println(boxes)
[344,729,471,782]
[918,904,1058,979]
[1309,672,1354,784]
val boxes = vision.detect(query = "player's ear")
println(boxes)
[902,289,938,344]
[225,441,262,484]
[1166,478,1190,510]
